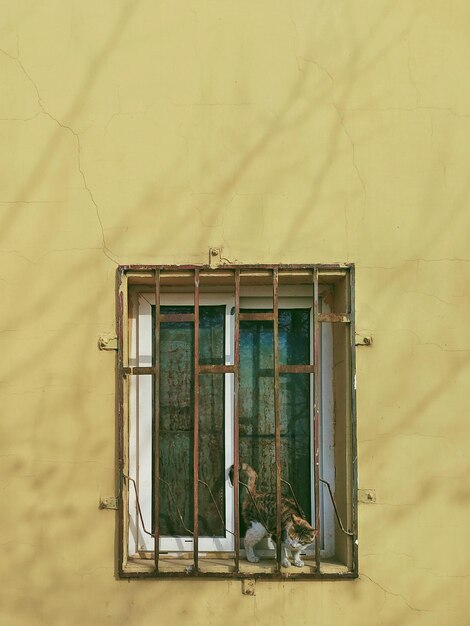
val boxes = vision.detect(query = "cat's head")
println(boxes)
[284,514,318,550]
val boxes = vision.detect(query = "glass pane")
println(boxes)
[279,308,310,365]
[158,306,194,536]
[199,306,225,365]
[157,305,226,537]
[280,373,311,519]
[199,373,225,536]
[199,306,226,536]
[239,310,312,531]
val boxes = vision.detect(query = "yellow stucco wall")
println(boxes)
[1,1,469,624]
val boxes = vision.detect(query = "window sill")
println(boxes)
[121,554,354,579]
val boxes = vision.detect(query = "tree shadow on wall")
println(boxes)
[1,0,470,624]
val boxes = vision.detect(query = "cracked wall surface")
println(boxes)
[1,1,470,625]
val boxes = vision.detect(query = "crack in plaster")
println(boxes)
[103,92,149,137]
[404,39,470,119]
[0,249,35,263]
[0,112,42,123]
[0,48,118,265]
[404,329,470,353]
[333,104,367,215]
[0,200,63,204]
[406,291,455,306]
[288,12,366,228]
[361,327,470,353]
[288,8,302,72]
[336,105,470,119]
[288,11,362,244]
[361,573,434,614]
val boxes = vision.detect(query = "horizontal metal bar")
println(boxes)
[119,263,354,271]
[123,366,156,376]
[120,570,356,581]
[125,365,236,375]
[160,313,195,323]
[317,313,350,323]
[279,364,314,374]
[199,364,235,374]
[239,312,274,321]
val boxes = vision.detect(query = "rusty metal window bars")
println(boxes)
[117,264,358,580]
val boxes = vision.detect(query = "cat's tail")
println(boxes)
[229,462,258,495]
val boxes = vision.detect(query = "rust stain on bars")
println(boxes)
[317,313,350,323]
[273,269,282,572]
[234,269,240,572]
[239,312,275,322]
[313,268,321,569]
[154,269,161,573]
[119,263,353,271]
[193,269,200,572]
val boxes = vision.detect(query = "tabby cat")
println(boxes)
[230,462,317,567]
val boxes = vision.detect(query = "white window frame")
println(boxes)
[128,288,335,558]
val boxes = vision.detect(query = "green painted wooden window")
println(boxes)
[158,305,313,538]
[239,309,312,530]
[158,305,226,536]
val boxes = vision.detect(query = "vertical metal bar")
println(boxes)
[233,269,240,572]
[273,268,281,571]
[133,293,140,555]
[117,268,127,576]
[313,267,321,569]
[349,266,358,572]
[193,268,200,571]
[153,269,161,573]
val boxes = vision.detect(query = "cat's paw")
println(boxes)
[281,558,291,568]
[246,555,260,563]
[293,559,304,568]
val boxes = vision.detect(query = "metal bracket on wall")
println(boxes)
[242,578,256,596]
[99,496,119,510]
[209,247,222,268]
[355,334,373,346]
[358,489,376,503]
[98,334,118,351]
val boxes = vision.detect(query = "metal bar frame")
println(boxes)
[193,269,200,571]
[116,268,127,577]
[239,312,275,321]
[123,364,238,376]
[153,269,161,572]
[119,263,353,271]
[233,269,241,572]
[272,269,282,571]
[350,265,359,573]
[117,264,358,580]
[313,268,321,569]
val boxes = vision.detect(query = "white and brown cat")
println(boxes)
[231,462,317,567]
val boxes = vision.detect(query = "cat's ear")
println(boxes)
[291,514,303,524]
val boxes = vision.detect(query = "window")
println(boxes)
[117,265,357,579]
